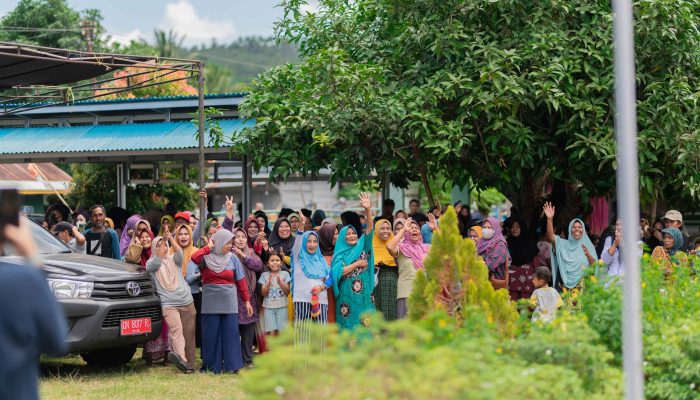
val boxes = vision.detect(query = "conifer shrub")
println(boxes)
[409,206,518,337]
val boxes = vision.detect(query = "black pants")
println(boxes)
[239,322,256,365]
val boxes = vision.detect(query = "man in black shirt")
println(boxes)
[84,205,120,259]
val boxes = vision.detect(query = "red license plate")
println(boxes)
[120,317,152,336]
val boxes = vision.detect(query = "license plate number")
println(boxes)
[120,317,152,336]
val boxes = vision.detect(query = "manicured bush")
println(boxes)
[409,206,518,338]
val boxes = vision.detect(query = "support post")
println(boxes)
[242,157,252,218]
[612,0,644,398]
[116,162,127,209]
[197,62,206,238]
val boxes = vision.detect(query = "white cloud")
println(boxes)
[160,0,236,46]
[108,29,145,46]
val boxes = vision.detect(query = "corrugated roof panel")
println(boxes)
[0,119,254,154]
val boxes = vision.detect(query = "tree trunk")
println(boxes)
[419,168,436,208]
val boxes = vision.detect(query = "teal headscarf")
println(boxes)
[331,226,374,297]
[551,219,597,289]
[662,227,683,254]
[291,231,330,279]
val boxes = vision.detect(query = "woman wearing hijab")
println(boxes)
[254,211,272,236]
[292,229,332,326]
[146,233,196,373]
[478,217,511,289]
[372,219,398,321]
[177,224,203,348]
[651,227,689,275]
[287,213,301,233]
[266,218,295,268]
[158,215,175,238]
[331,193,375,330]
[543,202,597,290]
[393,218,406,237]
[468,225,483,242]
[120,214,143,257]
[190,230,253,373]
[506,218,539,300]
[231,227,264,368]
[317,219,339,323]
[124,223,154,268]
[387,217,431,319]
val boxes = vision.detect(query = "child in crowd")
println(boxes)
[530,266,563,323]
[259,251,291,335]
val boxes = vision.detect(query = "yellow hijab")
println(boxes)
[176,224,198,278]
[373,219,397,267]
[469,226,483,240]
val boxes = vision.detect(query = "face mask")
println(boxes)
[482,228,495,240]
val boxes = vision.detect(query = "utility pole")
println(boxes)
[80,19,95,52]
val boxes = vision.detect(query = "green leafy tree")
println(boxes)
[231,0,700,219]
[65,163,197,214]
[0,0,106,50]
[409,206,518,337]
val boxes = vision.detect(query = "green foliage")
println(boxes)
[240,314,619,399]
[580,257,700,399]
[409,207,518,337]
[0,0,107,50]
[507,314,621,395]
[230,0,700,215]
[65,163,196,214]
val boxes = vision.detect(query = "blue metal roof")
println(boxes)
[2,92,248,108]
[0,119,254,155]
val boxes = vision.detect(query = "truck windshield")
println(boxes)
[0,217,71,256]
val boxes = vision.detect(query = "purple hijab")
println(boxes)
[476,217,511,277]
[120,214,143,257]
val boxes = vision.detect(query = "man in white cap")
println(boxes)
[663,210,690,251]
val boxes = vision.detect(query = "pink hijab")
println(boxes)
[398,221,430,269]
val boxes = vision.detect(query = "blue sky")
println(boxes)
[0,1,319,47]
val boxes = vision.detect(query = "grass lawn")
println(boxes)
[40,349,248,400]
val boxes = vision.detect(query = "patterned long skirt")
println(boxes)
[373,266,398,321]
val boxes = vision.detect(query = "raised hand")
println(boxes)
[225,195,234,210]
[199,189,208,201]
[207,237,215,250]
[543,202,555,219]
[359,192,371,210]
[298,212,307,232]
[428,212,438,231]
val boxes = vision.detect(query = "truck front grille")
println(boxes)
[101,305,162,328]
[92,278,155,300]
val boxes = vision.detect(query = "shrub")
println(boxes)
[240,315,617,400]
[409,206,518,338]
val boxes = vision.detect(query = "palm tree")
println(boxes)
[153,29,185,58]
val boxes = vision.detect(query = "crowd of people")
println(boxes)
[36,189,696,374]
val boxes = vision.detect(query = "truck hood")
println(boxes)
[40,253,147,281]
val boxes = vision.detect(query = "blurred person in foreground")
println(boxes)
[0,216,67,399]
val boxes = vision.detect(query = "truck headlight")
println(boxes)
[47,279,94,299]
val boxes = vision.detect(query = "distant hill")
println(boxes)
[188,37,298,91]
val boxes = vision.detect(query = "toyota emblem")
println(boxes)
[126,281,141,297]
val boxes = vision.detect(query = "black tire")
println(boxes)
[81,345,137,368]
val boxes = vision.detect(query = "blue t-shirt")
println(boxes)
[0,261,67,400]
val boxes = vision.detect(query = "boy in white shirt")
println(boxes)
[530,266,563,323]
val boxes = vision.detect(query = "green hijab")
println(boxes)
[158,215,175,238]
[331,226,374,298]
[551,219,596,289]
